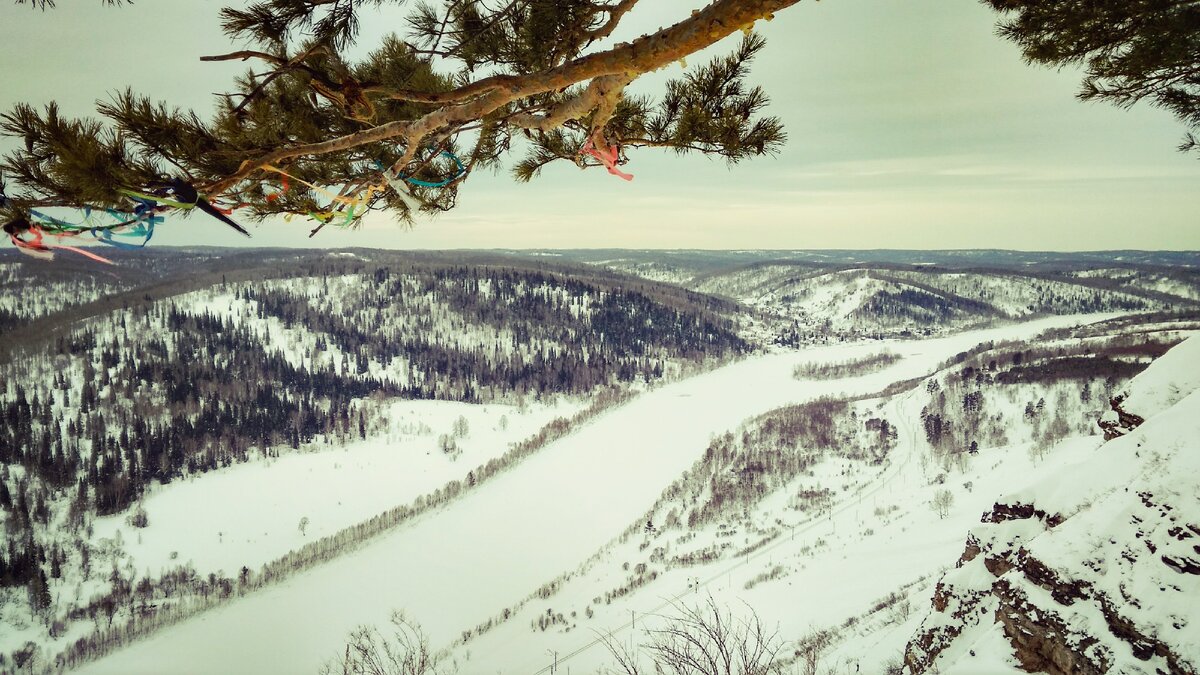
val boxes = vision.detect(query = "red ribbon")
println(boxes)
[10,225,114,265]
[581,139,634,182]
[265,174,291,202]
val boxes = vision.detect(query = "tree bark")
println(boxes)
[203,0,802,198]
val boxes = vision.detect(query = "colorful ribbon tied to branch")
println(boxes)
[74,198,164,249]
[4,220,114,264]
[90,205,158,250]
[395,150,466,188]
[261,165,386,224]
[119,180,250,236]
[581,139,634,182]
[374,161,424,213]
[265,173,289,202]
[2,191,110,262]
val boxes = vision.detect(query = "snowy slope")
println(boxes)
[444,327,1178,674]
[686,264,1174,340]
[1100,334,1200,438]
[1068,268,1200,303]
[906,336,1200,673]
[0,257,754,670]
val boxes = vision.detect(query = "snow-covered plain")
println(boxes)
[89,398,582,577]
[75,315,1109,675]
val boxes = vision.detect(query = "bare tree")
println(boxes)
[602,596,785,675]
[321,611,451,675]
[931,489,954,520]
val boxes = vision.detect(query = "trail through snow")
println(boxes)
[78,315,1105,675]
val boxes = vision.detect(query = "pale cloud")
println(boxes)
[782,156,1198,184]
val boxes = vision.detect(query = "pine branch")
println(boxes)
[3,0,801,228]
[985,0,1200,153]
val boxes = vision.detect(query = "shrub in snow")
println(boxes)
[602,597,786,675]
[321,611,447,675]
[438,434,459,456]
[127,503,149,529]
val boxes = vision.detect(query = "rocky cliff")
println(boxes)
[905,337,1200,674]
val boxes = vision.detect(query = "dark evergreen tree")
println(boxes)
[28,566,51,613]
[986,0,1200,154]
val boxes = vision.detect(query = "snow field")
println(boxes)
[915,336,1200,673]
[1102,331,1200,429]
[88,398,582,578]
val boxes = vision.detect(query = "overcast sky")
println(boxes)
[1,0,1197,251]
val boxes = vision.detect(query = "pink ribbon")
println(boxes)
[10,225,114,265]
[581,139,634,182]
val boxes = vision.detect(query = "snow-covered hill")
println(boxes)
[905,337,1200,673]
[556,251,1200,342]
[434,317,1194,675]
[689,264,1183,340]
[0,255,749,671]
[694,267,1001,335]
[4,309,1189,674]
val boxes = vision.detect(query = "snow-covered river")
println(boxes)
[78,315,1106,675]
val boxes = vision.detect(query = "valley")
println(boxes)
[0,248,1197,674]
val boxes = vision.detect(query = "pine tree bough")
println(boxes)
[0,0,799,232]
[983,0,1200,155]
[8,1,1194,236]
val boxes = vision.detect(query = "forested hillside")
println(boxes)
[560,251,1200,341]
[0,249,244,332]
[691,265,1184,340]
[0,252,748,669]
[1,256,746,510]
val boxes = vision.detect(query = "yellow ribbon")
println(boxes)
[261,165,388,211]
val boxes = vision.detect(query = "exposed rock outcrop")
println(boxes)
[905,337,1200,674]
[1098,393,1145,440]
[1097,336,1200,441]
[907,492,1197,674]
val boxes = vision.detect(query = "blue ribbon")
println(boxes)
[93,220,155,249]
[29,208,87,231]
[381,151,466,188]
[90,200,161,248]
